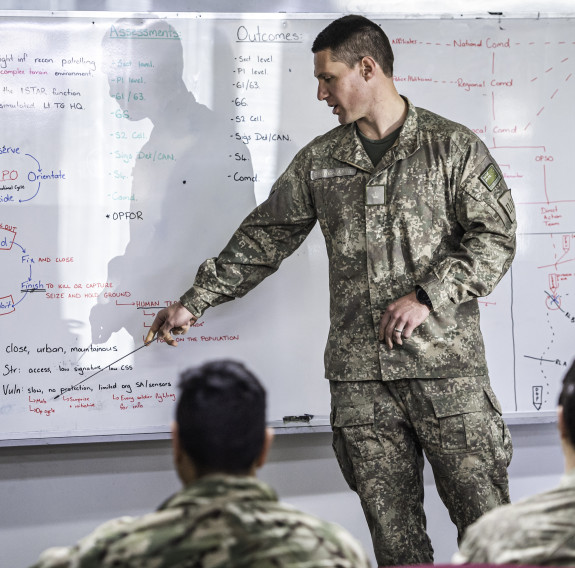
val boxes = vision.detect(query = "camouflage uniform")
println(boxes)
[453,468,575,566]
[180,99,516,565]
[30,475,371,568]
[330,376,512,565]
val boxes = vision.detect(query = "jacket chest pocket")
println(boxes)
[365,168,390,206]
[366,183,387,205]
[310,167,366,237]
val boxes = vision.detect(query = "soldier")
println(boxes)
[454,359,575,566]
[30,360,371,568]
[146,15,517,566]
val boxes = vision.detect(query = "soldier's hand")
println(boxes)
[379,291,430,350]
[145,301,197,347]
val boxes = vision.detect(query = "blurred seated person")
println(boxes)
[31,360,371,568]
[453,359,575,566]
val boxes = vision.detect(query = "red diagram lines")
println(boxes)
[538,234,575,271]
[488,40,573,212]
[490,48,571,134]
[524,55,571,131]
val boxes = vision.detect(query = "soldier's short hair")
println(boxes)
[312,15,394,78]
[176,360,267,475]
[559,360,575,445]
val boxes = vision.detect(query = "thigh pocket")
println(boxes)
[430,390,485,453]
[331,402,384,490]
[332,403,385,462]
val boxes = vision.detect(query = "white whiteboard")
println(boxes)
[0,12,573,444]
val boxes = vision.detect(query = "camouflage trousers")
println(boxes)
[329,375,513,567]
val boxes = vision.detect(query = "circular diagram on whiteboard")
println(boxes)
[1,146,65,204]
[0,225,42,315]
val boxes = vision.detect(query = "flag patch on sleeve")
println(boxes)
[479,163,502,191]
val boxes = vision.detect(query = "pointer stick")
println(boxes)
[53,340,155,400]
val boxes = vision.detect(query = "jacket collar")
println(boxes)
[159,474,278,511]
[332,96,420,173]
[560,467,575,489]
[333,124,374,173]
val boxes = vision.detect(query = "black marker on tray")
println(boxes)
[282,413,314,424]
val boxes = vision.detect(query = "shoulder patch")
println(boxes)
[310,167,356,181]
[479,163,502,191]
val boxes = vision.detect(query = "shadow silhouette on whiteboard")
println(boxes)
[90,18,256,346]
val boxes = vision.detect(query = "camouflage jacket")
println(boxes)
[30,475,371,568]
[453,468,575,565]
[181,98,517,381]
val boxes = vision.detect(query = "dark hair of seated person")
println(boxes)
[558,360,575,446]
[176,360,266,477]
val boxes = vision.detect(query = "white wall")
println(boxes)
[0,422,564,567]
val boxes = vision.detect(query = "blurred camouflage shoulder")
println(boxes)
[30,475,371,568]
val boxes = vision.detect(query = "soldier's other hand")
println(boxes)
[379,291,430,350]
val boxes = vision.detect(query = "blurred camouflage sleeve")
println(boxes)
[29,517,135,568]
[452,524,492,564]
[452,504,519,565]
[418,139,517,310]
[226,512,373,568]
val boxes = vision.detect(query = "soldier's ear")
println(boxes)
[359,56,376,81]
[254,427,275,469]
